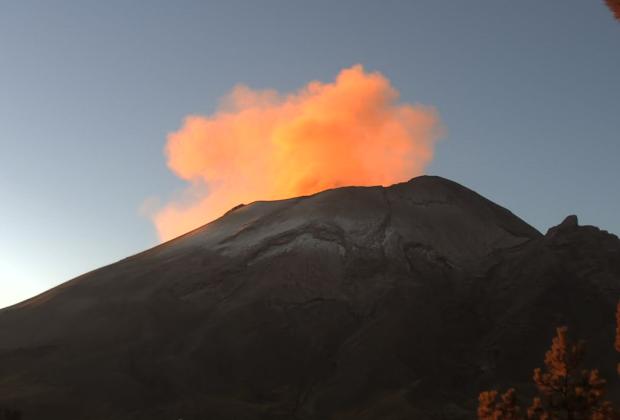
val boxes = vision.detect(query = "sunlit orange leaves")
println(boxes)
[153,65,443,241]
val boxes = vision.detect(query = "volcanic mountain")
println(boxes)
[1,176,619,419]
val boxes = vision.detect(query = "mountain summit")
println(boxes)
[0,176,618,419]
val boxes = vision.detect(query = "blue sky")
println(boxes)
[1,1,619,308]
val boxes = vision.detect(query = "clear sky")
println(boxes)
[1,1,618,308]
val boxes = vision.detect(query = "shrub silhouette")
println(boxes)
[478,388,523,420]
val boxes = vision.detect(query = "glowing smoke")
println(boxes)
[153,65,443,241]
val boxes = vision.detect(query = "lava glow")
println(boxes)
[153,65,443,241]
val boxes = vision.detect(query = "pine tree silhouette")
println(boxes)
[528,326,613,419]
[478,326,616,419]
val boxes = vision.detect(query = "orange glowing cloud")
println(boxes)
[153,65,443,241]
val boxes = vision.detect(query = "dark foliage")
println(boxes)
[0,408,21,420]
[606,0,620,21]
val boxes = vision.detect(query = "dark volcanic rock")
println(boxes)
[0,176,618,419]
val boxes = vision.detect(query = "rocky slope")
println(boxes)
[0,176,618,419]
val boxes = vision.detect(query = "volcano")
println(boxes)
[1,176,619,419]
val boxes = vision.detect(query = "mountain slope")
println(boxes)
[0,176,617,420]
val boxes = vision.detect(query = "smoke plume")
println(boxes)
[153,65,442,241]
